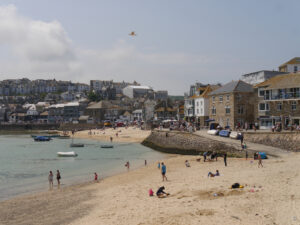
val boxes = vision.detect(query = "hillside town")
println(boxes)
[0,57,300,131]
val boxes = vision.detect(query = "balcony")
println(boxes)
[258,110,270,116]
[263,91,300,101]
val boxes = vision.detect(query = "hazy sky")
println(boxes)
[0,0,299,94]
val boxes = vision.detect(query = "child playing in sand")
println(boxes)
[185,160,190,167]
[156,186,169,198]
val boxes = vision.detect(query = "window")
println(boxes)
[196,101,199,106]
[219,95,223,102]
[211,106,216,115]
[226,118,230,127]
[292,101,297,111]
[201,108,203,114]
[294,66,298,73]
[259,103,269,111]
[238,105,244,114]
[200,101,203,106]
[225,106,230,114]
[212,96,215,102]
[277,102,282,111]
[197,109,199,114]
[259,89,265,97]
[226,95,230,101]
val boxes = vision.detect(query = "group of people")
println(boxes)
[48,170,61,190]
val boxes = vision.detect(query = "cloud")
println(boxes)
[0,4,217,94]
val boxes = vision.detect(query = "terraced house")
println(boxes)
[209,80,255,129]
[254,72,300,129]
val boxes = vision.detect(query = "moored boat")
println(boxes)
[57,151,78,157]
[70,143,84,147]
[100,145,114,148]
[34,136,52,141]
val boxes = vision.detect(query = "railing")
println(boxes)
[264,92,300,100]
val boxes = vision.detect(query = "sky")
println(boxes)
[0,0,299,95]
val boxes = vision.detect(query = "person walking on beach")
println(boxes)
[240,133,244,147]
[224,153,227,167]
[161,162,167,181]
[258,153,263,168]
[158,162,161,169]
[56,170,61,189]
[48,171,53,190]
[110,136,113,142]
[145,160,147,166]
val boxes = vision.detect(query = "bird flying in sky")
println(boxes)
[129,31,137,36]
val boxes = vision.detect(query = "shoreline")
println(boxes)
[1,150,300,224]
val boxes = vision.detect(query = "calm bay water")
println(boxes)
[0,135,167,201]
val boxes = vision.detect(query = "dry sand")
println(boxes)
[73,127,151,143]
[1,151,300,225]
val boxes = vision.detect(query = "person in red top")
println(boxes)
[94,172,98,182]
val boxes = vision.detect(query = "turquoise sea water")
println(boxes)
[0,135,167,201]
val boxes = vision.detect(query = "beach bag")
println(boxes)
[231,183,240,189]
[149,189,154,196]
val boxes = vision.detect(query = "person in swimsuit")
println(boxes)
[161,162,167,181]
[56,170,61,188]
[48,171,53,190]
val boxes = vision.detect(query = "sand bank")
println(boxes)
[1,151,300,225]
[73,127,151,143]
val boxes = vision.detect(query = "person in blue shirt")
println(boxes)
[161,162,167,181]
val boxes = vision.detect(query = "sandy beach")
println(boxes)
[73,127,151,143]
[1,150,300,225]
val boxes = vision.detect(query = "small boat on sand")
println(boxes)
[57,151,78,157]
[101,145,114,148]
[207,129,218,135]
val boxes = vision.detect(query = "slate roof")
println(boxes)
[209,80,253,95]
[254,73,300,89]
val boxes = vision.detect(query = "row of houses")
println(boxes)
[184,57,300,130]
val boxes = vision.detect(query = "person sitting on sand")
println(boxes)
[208,170,220,177]
[156,186,169,198]
[185,160,190,167]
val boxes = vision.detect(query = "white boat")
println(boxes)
[230,131,241,139]
[207,129,218,135]
[57,151,78,157]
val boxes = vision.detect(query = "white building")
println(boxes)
[241,70,286,85]
[122,86,153,98]
[132,109,143,121]
[279,57,300,73]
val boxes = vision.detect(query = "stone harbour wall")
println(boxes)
[142,130,242,156]
[244,132,300,152]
